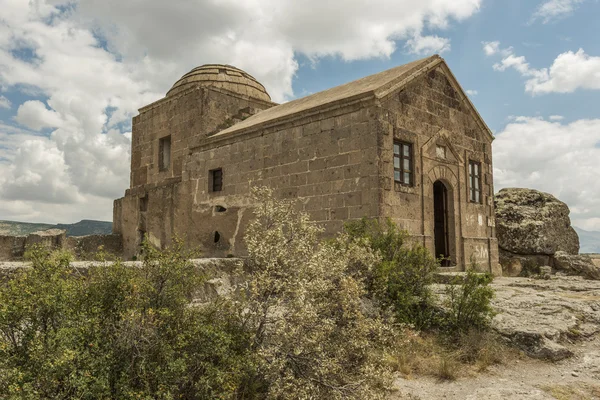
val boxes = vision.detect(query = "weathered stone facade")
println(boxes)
[114,56,500,273]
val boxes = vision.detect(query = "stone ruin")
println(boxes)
[0,229,123,261]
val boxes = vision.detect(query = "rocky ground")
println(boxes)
[393,275,600,399]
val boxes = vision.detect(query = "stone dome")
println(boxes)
[167,64,271,101]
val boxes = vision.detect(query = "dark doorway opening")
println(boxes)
[433,180,450,266]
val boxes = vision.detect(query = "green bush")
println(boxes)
[0,193,398,399]
[242,187,395,399]
[345,218,440,330]
[443,268,495,335]
[0,242,256,399]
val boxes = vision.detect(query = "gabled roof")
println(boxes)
[210,55,493,142]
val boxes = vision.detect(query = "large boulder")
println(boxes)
[495,188,579,256]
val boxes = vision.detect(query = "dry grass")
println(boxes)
[387,328,519,381]
[437,356,459,381]
[541,383,600,400]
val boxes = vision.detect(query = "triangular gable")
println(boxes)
[422,129,464,164]
[374,59,495,143]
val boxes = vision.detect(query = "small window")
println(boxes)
[159,136,171,171]
[139,195,148,212]
[469,160,482,203]
[393,141,413,186]
[210,168,223,192]
[436,145,446,159]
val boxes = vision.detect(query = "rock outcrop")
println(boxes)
[495,188,579,256]
[490,276,600,361]
[432,275,600,361]
[495,188,600,279]
[553,251,600,280]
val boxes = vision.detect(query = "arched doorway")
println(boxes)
[433,180,451,266]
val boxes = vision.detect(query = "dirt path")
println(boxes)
[393,275,600,399]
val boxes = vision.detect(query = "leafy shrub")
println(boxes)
[443,268,495,335]
[241,187,395,399]
[344,218,440,329]
[0,242,255,399]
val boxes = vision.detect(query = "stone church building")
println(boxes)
[113,55,500,274]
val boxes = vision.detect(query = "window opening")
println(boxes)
[139,195,148,212]
[469,160,482,203]
[436,145,447,159]
[393,141,413,186]
[210,168,223,192]
[159,136,171,171]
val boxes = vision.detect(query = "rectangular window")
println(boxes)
[158,136,171,171]
[469,160,482,203]
[139,195,148,212]
[393,141,413,186]
[210,168,223,192]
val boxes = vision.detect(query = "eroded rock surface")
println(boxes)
[398,275,600,399]
[491,276,600,360]
[553,251,600,280]
[495,188,579,256]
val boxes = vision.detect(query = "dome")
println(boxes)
[167,64,271,101]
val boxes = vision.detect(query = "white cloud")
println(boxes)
[0,95,10,109]
[484,42,600,94]
[405,35,451,55]
[527,49,600,94]
[532,0,585,23]
[0,0,483,223]
[15,100,63,130]
[549,115,564,120]
[494,116,600,231]
[466,89,478,96]
[483,41,501,56]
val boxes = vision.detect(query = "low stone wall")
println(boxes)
[65,234,123,260]
[0,229,123,261]
[0,258,245,303]
[0,235,27,260]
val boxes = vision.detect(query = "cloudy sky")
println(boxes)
[0,0,599,231]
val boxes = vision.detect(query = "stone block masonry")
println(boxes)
[113,56,500,274]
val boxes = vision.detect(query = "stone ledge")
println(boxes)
[0,258,246,304]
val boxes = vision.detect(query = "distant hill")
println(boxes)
[574,227,600,254]
[0,219,112,237]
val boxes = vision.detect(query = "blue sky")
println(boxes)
[291,0,600,132]
[0,0,599,231]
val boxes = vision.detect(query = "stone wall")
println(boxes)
[0,235,27,261]
[0,230,123,261]
[65,234,123,260]
[378,66,498,272]
[128,87,275,189]
[119,100,380,258]
[0,258,245,303]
